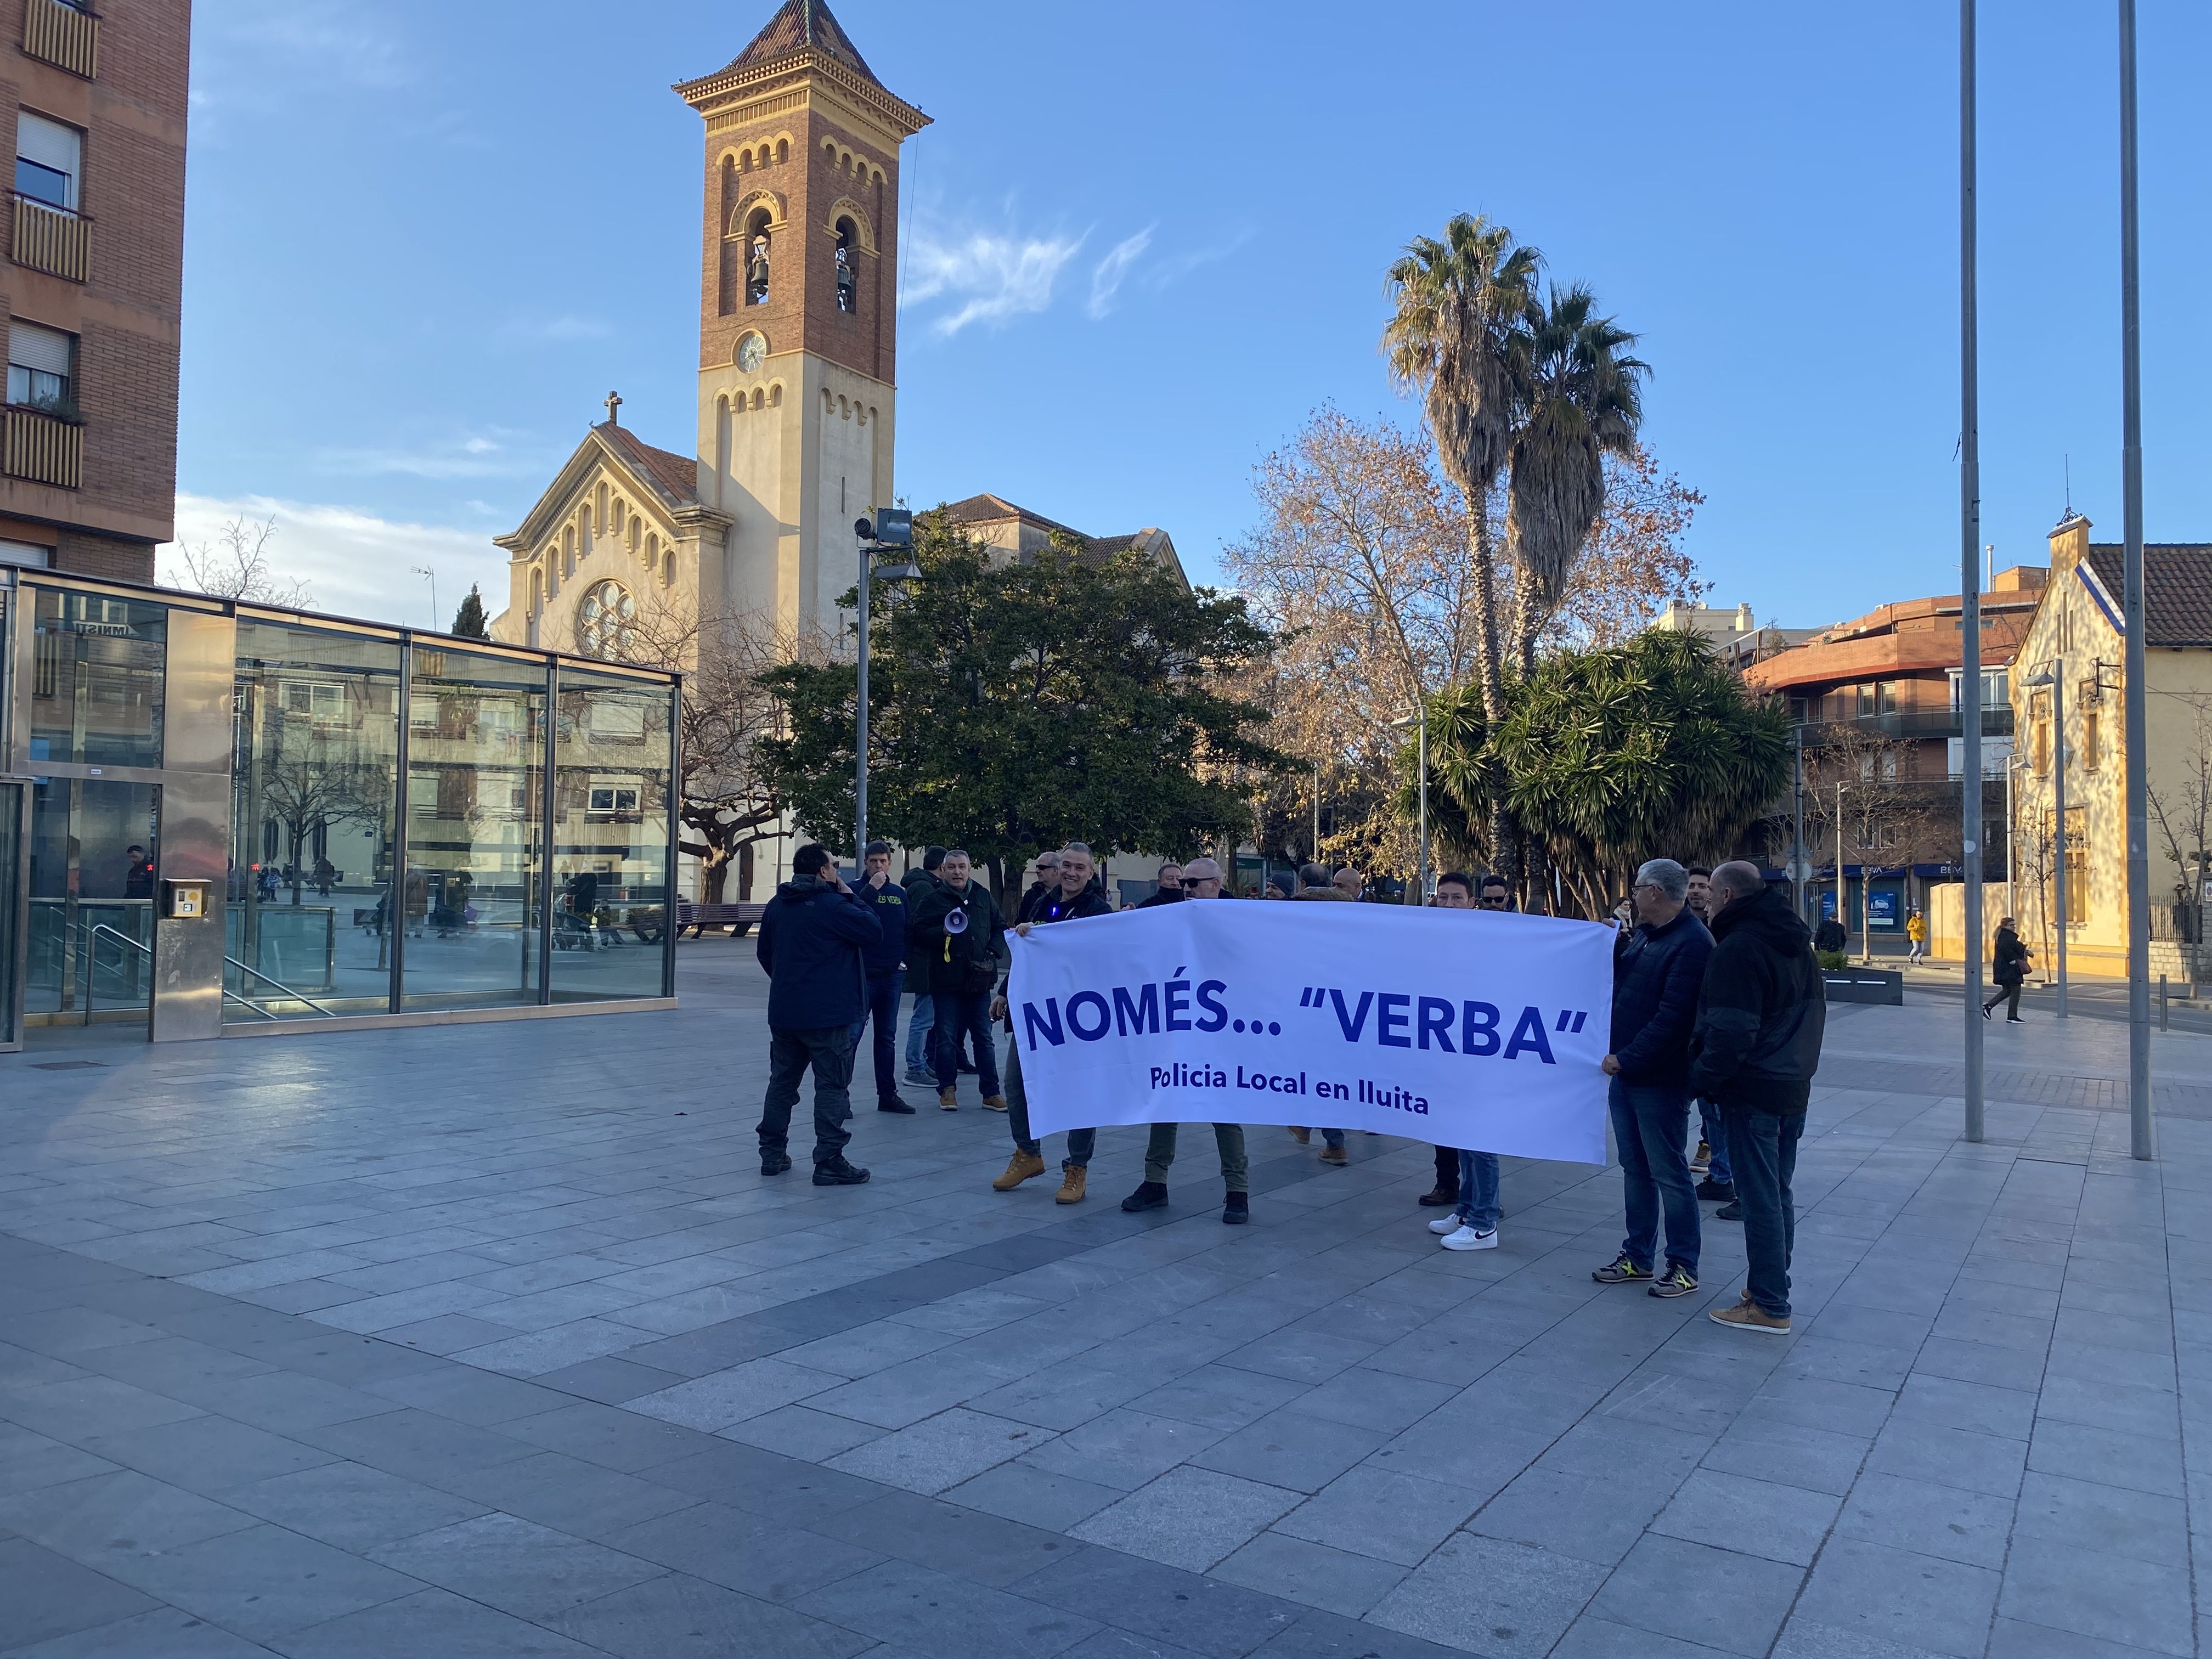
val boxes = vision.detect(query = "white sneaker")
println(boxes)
[1440,1226,1498,1251]
[1427,1216,1460,1235]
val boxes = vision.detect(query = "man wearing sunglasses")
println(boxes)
[1122,858,1252,1223]
[1015,851,1061,926]
[1477,875,1511,911]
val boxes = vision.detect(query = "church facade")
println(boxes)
[489,0,926,662]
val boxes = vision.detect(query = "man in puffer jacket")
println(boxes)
[754,843,879,1186]
[1692,861,1827,1336]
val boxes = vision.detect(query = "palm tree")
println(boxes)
[1505,283,1649,675]
[1381,215,1540,725]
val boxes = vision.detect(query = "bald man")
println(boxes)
[1120,859,1252,1224]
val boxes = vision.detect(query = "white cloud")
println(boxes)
[313,428,541,481]
[1087,227,1155,319]
[500,312,611,344]
[903,215,1085,336]
[236,0,413,89]
[160,493,512,631]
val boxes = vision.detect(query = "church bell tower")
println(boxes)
[676,0,928,641]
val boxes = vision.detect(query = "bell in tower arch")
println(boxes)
[747,226,770,306]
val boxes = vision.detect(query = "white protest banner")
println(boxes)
[1006,900,1615,1164]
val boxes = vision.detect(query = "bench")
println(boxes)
[675,900,767,940]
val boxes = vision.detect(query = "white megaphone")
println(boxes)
[944,907,968,934]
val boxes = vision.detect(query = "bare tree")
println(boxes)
[612,592,825,903]
[167,516,313,608]
[2149,692,2212,975]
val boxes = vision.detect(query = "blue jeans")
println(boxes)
[932,990,1001,1096]
[1724,1104,1804,1317]
[1455,1150,1499,1232]
[1699,1100,1731,1186]
[904,989,935,1072]
[849,971,904,1103]
[1609,1077,1700,1276]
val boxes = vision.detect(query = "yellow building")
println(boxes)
[2004,514,2212,983]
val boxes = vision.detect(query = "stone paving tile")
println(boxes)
[364,1511,661,1622]
[1071,1466,1304,1574]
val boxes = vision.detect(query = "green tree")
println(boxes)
[758,514,1288,896]
[1505,284,1648,674]
[1411,630,1790,917]
[450,584,489,640]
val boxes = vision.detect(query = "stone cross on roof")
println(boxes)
[603,391,622,426]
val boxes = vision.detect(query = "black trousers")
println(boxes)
[1432,1144,1460,1197]
[1984,981,2023,1019]
[759,1026,854,1165]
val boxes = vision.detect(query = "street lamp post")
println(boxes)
[1791,724,1807,922]
[1959,0,1987,1142]
[851,511,919,864]
[2119,0,2153,1159]
[1390,708,1431,904]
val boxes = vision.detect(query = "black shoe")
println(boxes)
[877,1097,916,1114]
[1695,1179,1735,1202]
[1121,1181,1169,1212]
[1417,1184,1459,1208]
[812,1157,871,1186]
[1982,1004,1993,1020]
[760,1152,793,1177]
[1714,1200,1742,1221]
[2006,1016,2024,1024]
[1222,1192,1249,1226]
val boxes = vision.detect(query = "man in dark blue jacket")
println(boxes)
[755,843,879,1185]
[851,841,912,1114]
[1592,857,1714,1299]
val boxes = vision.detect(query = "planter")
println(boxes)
[1823,968,1904,1006]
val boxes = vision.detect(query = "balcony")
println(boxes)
[21,0,99,78]
[4,405,83,488]
[1797,708,2014,746]
[10,194,88,283]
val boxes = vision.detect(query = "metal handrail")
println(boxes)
[85,922,340,1019]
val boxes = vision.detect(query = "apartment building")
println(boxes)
[0,0,187,582]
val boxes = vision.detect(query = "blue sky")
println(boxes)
[170,1,2210,634]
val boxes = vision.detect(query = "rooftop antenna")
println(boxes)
[2064,454,2072,518]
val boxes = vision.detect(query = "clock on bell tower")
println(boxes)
[676,0,929,642]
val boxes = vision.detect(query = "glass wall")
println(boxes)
[550,667,674,1002]
[0,781,20,1047]
[401,646,546,1012]
[229,619,402,1018]
[25,776,161,1022]
[27,588,166,768]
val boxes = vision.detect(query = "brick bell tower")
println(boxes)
[676,0,928,641]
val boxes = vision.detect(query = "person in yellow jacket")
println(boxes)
[1905,907,1927,964]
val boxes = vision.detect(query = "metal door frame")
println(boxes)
[0,777,26,1051]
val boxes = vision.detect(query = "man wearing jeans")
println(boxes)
[901,848,946,1084]
[1421,873,1502,1250]
[849,842,912,1114]
[754,843,878,1186]
[1694,861,1826,1335]
[1592,859,1713,1299]
[908,850,1009,1113]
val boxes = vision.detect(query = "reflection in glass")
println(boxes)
[28,588,166,768]
[229,620,401,1018]
[0,782,19,1047]
[551,669,673,1002]
[402,647,545,1011]
[25,777,160,1023]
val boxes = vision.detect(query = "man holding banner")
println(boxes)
[1119,857,1252,1225]
[991,844,1114,1202]
[1423,872,1502,1251]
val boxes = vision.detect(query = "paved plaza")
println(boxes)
[2,950,2209,1658]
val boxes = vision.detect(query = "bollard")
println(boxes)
[2160,974,2169,1032]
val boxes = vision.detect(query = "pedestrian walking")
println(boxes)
[1117,858,1252,1224]
[1426,872,1504,1250]
[1288,862,1351,1164]
[992,844,1113,1200]
[901,848,947,1085]
[850,842,912,1114]
[1695,861,1826,1335]
[1983,917,2031,1023]
[1592,859,1713,1298]
[1906,907,1928,964]
[909,850,1011,1111]
[1135,862,1185,907]
[754,843,877,1186]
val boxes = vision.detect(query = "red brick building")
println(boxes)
[0,0,187,582]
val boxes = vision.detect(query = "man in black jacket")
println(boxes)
[1135,863,1184,908]
[754,843,878,1185]
[1593,859,1714,1299]
[852,842,911,1113]
[1983,916,2032,1023]
[900,848,946,1085]
[1014,851,1060,926]
[993,843,1113,1201]
[1692,861,1826,1335]
[908,849,1011,1112]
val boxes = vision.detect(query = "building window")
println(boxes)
[2030,692,2051,776]
[834,217,857,313]
[576,580,637,661]
[15,111,81,211]
[2080,692,2101,772]
[8,319,75,415]
[0,538,49,566]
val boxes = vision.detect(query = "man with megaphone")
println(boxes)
[907,849,1012,1114]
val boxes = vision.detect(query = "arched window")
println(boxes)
[834,217,858,314]
[745,207,773,305]
[577,580,637,661]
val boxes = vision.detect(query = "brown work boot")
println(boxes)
[1287,1126,1311,1145]
[1056,1165,1087,1204]
[939,1087,960,1111]
[992,1150,1046,1191]
[981,1093,1009,1113]
[1319,1144,1348,1166]
[1709,1301,1791,1336]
